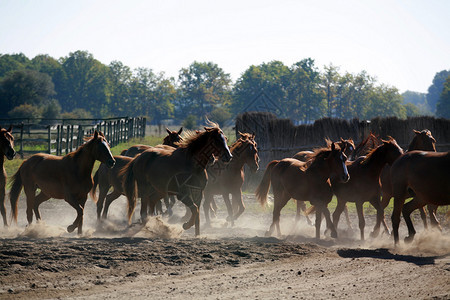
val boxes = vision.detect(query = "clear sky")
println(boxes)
[0,0,449,93]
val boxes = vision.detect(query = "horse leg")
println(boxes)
[102,189,122,219]
[269,190,289,237]
[392,195,407,245]
[332,198,346,231]
[296,200,312,226]
[33,192,50,221]
[154,199,163,215]
[222,193,235,225]
[0,188,7,226]
[232,190,245,222]
[23,185,37,225]
[355,201,365,241]
[402,197,425,243]
[427,204,441,231]
[96,184,109,220]
[321,206,337,239]
[66,197,86,235]
[140,196,149,222]
[369,194,385,238]
[163,195,172,216]
[179,194,199,233]
[203,191,214,226]
[343,204,353,230]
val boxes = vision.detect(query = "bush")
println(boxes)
[8,104,42,120]
[182,115,197,130]
[208,107,232,127]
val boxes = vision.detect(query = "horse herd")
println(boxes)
[0,123,448,245]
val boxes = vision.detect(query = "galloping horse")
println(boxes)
[203,132,259,226]
[93,129,183,219]
[256,143,349,240]
[390,150,450,244]
[380,129,438,229]
[122,124,232,236]
[331,138,404,240]
[10,131,115,234]
[0,126,15,226]
[293,138,355,227]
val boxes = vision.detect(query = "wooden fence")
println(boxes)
[236,112,450,169]
[1,117,146,158]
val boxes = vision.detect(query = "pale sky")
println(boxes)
[0,0,449,93]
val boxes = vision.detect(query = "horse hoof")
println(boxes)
[331,231,338,239]
[226,216,232,222]
[404,235,415,244]
[67,225,76,233]
[182,222,193,230]
[370,231,379,238]
[265,231,271,237]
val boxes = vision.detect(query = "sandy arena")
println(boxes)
[0,194,449,299]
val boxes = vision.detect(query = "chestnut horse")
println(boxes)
[390,150,450,244]
[380,129,438,229]
[10,131,115,234]
[256,143,349,240]
[122,124,232,236]
[93,129,183,219]
[293,138,355,227]
[0,126,15,226]
[203,132,259,226]
[331,138,403,240]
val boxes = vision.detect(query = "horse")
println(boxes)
[119,127,183,157]
[380,129,438,230]
[256,142,349,240]
[93,129,183,219]
[0,126,15,226]
[122,123,232,236]
[352,132,382,160]
[331,138,404,240]
[10,131,115,234]
[203,132,259,226]
[293,138,355,228]
[390,150,450,244]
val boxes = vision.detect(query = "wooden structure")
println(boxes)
[1,117,146,158]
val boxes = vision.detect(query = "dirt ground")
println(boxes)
[0,194,449,300]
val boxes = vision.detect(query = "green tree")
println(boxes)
[178,61,232,119]
[403,103,421,117]
[0,69,55,117]
[8,103,42,120]
[107,60,132,116]
[322,64,340,118]
[436,76,450,118]
[427,69,450,113]
[232,61,289,116]
[365,85,406,119]
[0,53,29,78]
[59,51,110,117]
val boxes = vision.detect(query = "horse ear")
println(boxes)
[413,129,420,135]
[252,132,255,139]
[178,127,183,135]
[166,128,171,135]
[331,142,336,151]
[7,125,12,132]
[94,130,99,139]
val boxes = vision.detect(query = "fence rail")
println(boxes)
[3,117,146,158]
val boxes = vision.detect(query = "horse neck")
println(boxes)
[71,145,96,176]
[363,147,390,175]
[228,143,248,171]
[408,139,435,152]
[306,156,331,182]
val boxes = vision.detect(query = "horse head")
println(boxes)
[326,142,349,183]
[236,132,259,172]
[204,126,232,163]
[380,137,404,165]
[409,129,436,152]
[90,131,115,168]
[0,125,16,160]
[164,127,183,148]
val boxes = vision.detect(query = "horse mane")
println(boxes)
[69,132,104,159]
[176,121,221,152]
[361,136,397,164]
[229,132,254,152]
[305,145,336,166]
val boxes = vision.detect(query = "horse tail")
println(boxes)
[255,160,278,207]
[9,168,23,224]
[122,159,137,224]
[90,168,99,203]
[304,205,316,216]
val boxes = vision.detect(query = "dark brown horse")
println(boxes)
[0,126,15,226]
[93,129,183,219]
[122,124,232,236]
[10,131,115,234]
[381,129,438,230]
[331,138,403,240]
[390,150,450,244]
[203,132,259,226]
[256,143,349,240]
[293,138,355,227]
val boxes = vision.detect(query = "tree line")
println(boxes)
[1,51,449,127]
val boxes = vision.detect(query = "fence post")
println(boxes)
[47,126,51,154]
[70,125,74,152]
[19,123,24,158]
[65,125,69,154]
[142,117,147,137]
